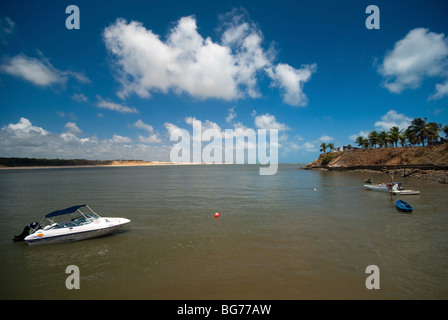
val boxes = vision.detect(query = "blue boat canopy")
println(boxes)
[45,205,86,218]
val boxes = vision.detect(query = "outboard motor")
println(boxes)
[13,222,41,242]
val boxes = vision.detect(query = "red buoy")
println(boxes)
[214,212,219,218]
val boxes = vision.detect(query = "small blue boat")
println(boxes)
[395,199,413,213]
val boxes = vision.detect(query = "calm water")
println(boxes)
[0,164,447,299]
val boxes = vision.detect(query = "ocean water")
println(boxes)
[0,164,447,299]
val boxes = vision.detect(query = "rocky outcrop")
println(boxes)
[301,144,448,184]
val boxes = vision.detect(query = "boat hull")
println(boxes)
[363,184,390,192]
[392,190,421,195]
[25,217,130,245]
[364,183,420,195]
[395,200,413,212]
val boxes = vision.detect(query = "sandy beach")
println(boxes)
[0,160,203,170]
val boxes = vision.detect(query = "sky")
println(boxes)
[1,0,448,163]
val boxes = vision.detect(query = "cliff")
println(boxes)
[301,143,448,184]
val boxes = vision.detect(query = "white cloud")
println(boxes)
[134,119,162,144]
[134,119,154,133]
[0,117,170,161]
[220,11,273,99]
[378,28,448,96]
[1,54,66,86]
[349,131,369,142]
[103,10,315,106]
[103,17,238,101]
[137,134,162,144]
[267,63,317,106]
[348,109,413,141]
[186,116,222,132]
[64,122,81,135]
[226,106,237,124]
[429,80,448,100]
[302,142,317,152]
[254,113,289,131]
[374,109,413,131]
[319,134,334,142]
[71,93,88,102]
[163,122,181,137]
[60,132,80,143]
[7,117,48,135]
[96,95,138,114]
[110,134,132,144]
[0,53,90,87]
[1,117,51,148]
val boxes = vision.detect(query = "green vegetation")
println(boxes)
[355,118,447,150]
[0,157,113,167]
[321,153,334,166]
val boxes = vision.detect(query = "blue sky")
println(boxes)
[1,0,448,163]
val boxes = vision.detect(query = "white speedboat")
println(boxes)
[363,182,392,192]
[16,205,130,245]
[391,183,420,195]
[363,182,420,195]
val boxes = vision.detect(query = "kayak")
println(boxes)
[395,199,413,213]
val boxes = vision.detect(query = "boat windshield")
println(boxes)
[43,213,98,230]
[392,183,403,191]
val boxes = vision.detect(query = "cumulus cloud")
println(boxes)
[96,95,138,114]
[319,135,334,142]
[71,92,88,102]
[103,17,237,100]
[429,80,448,100]
[186,116,222,132]
[378,28,448,97]
[267,63,317,106]
[1,54,66,86]
[349,109,413,141]
[349,131,369,142]
[64,122,81,134]
[110,134,132,144]
[374,109,413,131]
[0,117,170,160]
[134,119,162,143]
[163,111,303,164]
[226,106,237,124]
[163,122,181,138]
[0,53,90,87]
[7,117,48,135]
[103,10,315,106]
[254,113,290,131]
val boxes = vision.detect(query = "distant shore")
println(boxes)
[300,144,448,184]
[0,158,202,170]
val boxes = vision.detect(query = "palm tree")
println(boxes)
[378,131,388,148]
[408,117,427,146]
[355,136,365,148]
[398,133,406,147]
[404,127,418,147]
[362,138,369,150]
[327,143,334,152]
[443,124,448,138]
[368,131,379,149]
[388,126,401,147]
[320,143,327,153]
[425,122,441,144]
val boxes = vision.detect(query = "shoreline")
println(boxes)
[300,144,448,184]
[300,163,448,184]
[0,160,203,170]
